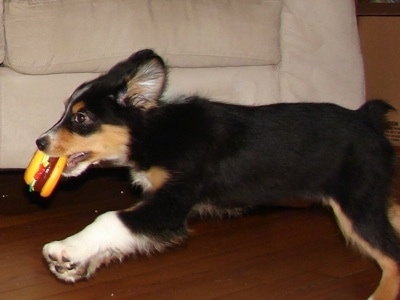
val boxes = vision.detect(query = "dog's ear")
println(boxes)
[113,49,167,110]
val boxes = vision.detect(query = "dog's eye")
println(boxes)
[72,112,89,124]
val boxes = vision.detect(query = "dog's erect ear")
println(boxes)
[125,55,166,109]
[112,49,167,110]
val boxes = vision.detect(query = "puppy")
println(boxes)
[37,49,398,299]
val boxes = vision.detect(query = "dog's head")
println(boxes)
[36,49,167,177]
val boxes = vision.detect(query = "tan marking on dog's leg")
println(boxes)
[328,199,400,300]
[131,167,171,193]
[145,167,170,191]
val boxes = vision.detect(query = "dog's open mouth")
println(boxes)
[66,152,90,170]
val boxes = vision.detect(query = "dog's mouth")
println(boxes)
[64,152,91,173]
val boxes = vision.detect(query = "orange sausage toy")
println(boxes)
[24,150,67,197]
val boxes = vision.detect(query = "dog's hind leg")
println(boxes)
[328,199,400,300]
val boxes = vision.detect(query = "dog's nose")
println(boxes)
[36,136,49,151]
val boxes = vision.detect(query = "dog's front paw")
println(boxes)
[42,212,136,282]
[43,241,93,282]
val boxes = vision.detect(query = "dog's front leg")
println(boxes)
[43,211,141,282]
[43,191,192,282]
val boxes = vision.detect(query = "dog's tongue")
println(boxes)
[66,152,89,169]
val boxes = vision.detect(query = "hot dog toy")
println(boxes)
[24,150,67,197]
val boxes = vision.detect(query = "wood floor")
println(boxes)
[0,165,396,300]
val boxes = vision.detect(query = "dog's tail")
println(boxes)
[358,99,395,132]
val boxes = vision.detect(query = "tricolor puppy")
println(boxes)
[37,49,398,299]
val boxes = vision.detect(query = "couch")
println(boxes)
[0,0,364,169]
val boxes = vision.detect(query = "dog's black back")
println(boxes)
[134,97,394,206]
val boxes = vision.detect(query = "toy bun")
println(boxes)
[24,150,67,197]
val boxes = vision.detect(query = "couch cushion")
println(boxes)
[166,66,280,106]
[4,0,282,75]
[278,0,365,109]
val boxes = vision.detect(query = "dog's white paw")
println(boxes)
[42,212,130,282]
[42,211,155,282]
[43,240,96,282]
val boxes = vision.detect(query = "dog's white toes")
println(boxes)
[43,241,90,282]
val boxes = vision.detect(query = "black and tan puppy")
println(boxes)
[37,49,399,299]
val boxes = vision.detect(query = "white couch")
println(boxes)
[0,0,364,168]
